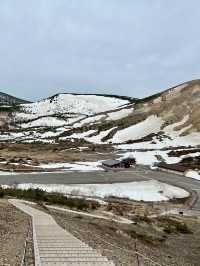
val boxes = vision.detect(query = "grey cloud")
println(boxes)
[0,0,199,100]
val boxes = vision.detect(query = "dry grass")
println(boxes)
[48,205,200,266]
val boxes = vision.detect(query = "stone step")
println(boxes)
[38,240,84,243]
[41,257,109,262]
[40,254,105,258]
[39,250,96,254]
[38,245,88,248]
[40,251,97,255]
[42,261,114,266]
[40,250,100,257]
[40,247,93,251]
[37,238,83,241]
[38,241,87,245]
[37,236,76,238]
[9,199,115,266]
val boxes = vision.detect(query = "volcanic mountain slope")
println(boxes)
[107,80,200,145]
[44,80,199,147]
[0,92,29,107]
[0,92,29,130]
[0,80,200,166]
[14,93,133,127]
[136,80,200,134]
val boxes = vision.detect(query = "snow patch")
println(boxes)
[86,127,117,144]
[17,94,128,121]
[112,115,163,143]
[73,115,106,128]
[15,180,189,202]
[38,161,102,171]
[59,130,96,141]
[20,117,67,128]
[185,170,200,181]
[106,108,133,121]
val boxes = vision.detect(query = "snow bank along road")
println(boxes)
[1,167,200,210]
[9,199,114,266]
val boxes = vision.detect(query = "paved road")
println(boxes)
[1,167,200,210]
[0,170,149,185]
[9,199,114,266]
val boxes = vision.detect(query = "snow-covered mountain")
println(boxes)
[0,81,200,166]
[14,93,132,127]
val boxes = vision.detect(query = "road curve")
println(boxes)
[1,167,200,210]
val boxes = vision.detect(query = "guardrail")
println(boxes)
[20,220,32,266]
[185,190,198,209]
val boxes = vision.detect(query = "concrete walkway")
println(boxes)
[9,199,114,266]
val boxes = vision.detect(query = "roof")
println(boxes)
[121,157,136,163]
[102,159,121,167]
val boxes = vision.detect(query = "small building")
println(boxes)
[121,157,136,168]
[102,157,136,169]
[102,159,121,168]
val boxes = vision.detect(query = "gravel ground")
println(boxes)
[47,207,200,266]
[0,199,34,266]
[48,207,172,266]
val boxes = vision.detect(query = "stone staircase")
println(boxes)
[9,199,114,266]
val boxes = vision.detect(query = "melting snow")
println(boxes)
[120,150,181,166]
[112,115,163,143]
[85,127,117,144]
[38,161,102,171]
[20,117,67,128]
[59,130,96,141]
[18,94,128,120]
[185,170,200,181]
[106,108,133,121]
[73,115,106,128]
[15,180,189,202]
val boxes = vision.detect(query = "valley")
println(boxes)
[0,80,200,265]
[0,80,199,174]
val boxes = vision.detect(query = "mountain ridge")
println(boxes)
[0,79,199,147]
[0,79,199,167]
[0,92,30,106]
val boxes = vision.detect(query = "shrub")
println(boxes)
[159,217,192,234]
[127,229,164,244]
[134,215,152,224]
[175,223,192,234]
[1,187,100,211]
[0,187,5,198]
[163,225,174,234]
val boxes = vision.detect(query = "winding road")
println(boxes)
[1,166,200,210]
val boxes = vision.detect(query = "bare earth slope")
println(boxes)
[136,80,200,133]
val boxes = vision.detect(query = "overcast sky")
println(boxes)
[0,1,199,101]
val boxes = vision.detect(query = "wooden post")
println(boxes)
[135,240,140,266]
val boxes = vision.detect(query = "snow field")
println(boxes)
[111,115,163,143]
[18,94,129,120]
[185,170,200,181]
[15,180,189,202]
